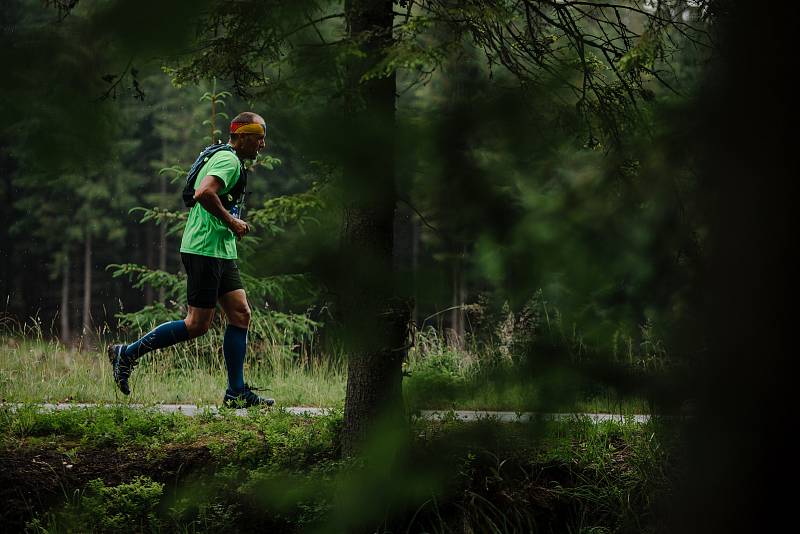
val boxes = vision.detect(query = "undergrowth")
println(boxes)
[1,405,681,533]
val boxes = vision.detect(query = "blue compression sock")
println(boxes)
[223,324,248,392]
[124,320,190,361]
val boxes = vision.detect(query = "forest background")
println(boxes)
[1,0,706,382]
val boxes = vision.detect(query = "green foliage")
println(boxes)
[200,408,341,471]
[248,309,320,356]
[247,184,327,237]
[9,405,675,533]
[28,476,164,534]
[0,404,190,450]
[618,30,661,75]
[240,273,318,308]
[402,295,670,413]
[254,152,283,171]
[361,16,451,83]
[450,418,674,534]
[128,207,187,236]
[113,303,184,333]
[107,264,186,300]
[158,164,188,184]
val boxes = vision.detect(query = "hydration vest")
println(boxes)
[181,144,248,211]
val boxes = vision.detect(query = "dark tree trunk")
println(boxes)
[158,171,167,302]
[81,229,92,341]
[673,8,794,533]
[60,248,70,344]
[449,253,465,347]
[144,223,154,305]
[340,0,409,457]
[411,212,420,327]
[436,15,479,348]
[0,145,15,312]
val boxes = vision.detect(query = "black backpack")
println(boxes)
[182,144,248,211]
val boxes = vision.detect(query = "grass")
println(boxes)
[402,326,653,415]
[1,319,652,414]
[0,335,345,407]
[403,370,651,414]
[0,403,342,462]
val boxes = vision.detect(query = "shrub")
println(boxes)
[28,476,164,533]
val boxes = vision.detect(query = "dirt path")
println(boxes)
[4,403,651,423]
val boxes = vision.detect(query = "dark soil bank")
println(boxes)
[0,443,215,531]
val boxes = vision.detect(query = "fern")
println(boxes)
[247,185,326,237]
[107,263,186,299]
[128,207,187,236]
[115,302,185,332]
[242,273,319,308]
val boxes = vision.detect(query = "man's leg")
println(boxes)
[109,252,220,395]
[123,305,216,359]
[219,289,251,393]
[108,307,214,395]
[122,319,190,361]
[219,288,273,406]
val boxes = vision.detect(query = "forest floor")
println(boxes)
[1,333,679,532]
[1,404,682,533]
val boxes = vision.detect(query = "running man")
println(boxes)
[107,112,273,407]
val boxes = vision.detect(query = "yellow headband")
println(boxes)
[230,122,266,135]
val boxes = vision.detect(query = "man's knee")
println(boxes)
[231,304,251,328]
[184,316,212,338]
[219,290,251,328]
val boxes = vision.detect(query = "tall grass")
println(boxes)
[1,310,655,413]
[0,314,345,406]
[403,325,652,414]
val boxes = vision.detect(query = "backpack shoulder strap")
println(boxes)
[181,144,237,208]
[220,156,248,211]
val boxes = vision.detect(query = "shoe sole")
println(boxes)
[222,398,275,408]
[106,344,130,396]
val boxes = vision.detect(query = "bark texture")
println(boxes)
[144,223,154,305]
[340,0,409,457]
[60,249,70,344]
[81,229,92,340]
[158,171,167,302]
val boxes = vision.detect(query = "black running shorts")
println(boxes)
[180,252,244,309]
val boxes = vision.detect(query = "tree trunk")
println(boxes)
[60,249,70,344]
[674,8,793,533]
[437,14,478,349]
[158,170,167,302]
[459,250,467,339]
[144,223,154,305]
[341,0,408,458]
[411,212,420,327]
[341,205,409,457]
[210,78,217,143]
[449,254,464,348]
[81,229,92,341]
[0,146,16,313]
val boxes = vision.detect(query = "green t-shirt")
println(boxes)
[179,149,242,259]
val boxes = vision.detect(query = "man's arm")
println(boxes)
[194,175,249,239]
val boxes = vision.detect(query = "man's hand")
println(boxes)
[228,218,251,240]
[194,175,251,240]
